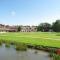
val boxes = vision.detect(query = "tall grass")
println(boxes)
[53,54,60,60]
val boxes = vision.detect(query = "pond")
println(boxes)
[0,43,51,60]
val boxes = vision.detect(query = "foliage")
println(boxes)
[15,43,27,51]
[49,52,53,57]
[37,23,51,32]
[17,26,21,32]
[0,40,2,46]
[52,20,60,32]
[5,43,10,48]
[53,54,60,60]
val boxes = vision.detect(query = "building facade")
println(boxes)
[0,24,37,32]
[20,26,37,32]
[0,24,17,32]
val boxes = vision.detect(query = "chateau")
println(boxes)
[0,24,37,32]
[0,24,17,32]
[21,26,37,32]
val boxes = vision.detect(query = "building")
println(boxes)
[20,26,37,32]
[0,24,37,32]
[0,24,17,32]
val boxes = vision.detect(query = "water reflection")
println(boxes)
[0,44,51,60]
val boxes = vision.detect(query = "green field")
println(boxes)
[0,32,60,48]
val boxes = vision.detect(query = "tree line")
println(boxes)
[37,20,60,32]
[17,20,60,32]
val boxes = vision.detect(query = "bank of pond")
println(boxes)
[0,40,60,60]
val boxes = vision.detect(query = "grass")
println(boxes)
[15,43,27,51]
[0,32,60,48]
[53,54,60,60]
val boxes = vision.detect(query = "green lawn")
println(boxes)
[0,32,60,48]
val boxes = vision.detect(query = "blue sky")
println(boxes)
[0,0,60,25]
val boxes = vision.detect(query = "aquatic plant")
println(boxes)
[49,52,53,57]
[0,40,2,46]
[15,43,27,51]
[5,43,10,48]
[53,54,60,60]
[5,41,10,48]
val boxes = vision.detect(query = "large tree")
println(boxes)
[37,23,51,32]
[52,20,60,32]
[17,26,21,32]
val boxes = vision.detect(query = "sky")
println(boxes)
[0,0,60,26]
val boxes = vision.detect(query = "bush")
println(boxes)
[53,54,60,60]
[0,40,2,46]
[5,43,10,48]
[15,43,27,51]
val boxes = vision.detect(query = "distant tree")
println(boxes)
[17,26,21,32]
[52,20,60,32]
[37,23,51,32]
[37,23,44,32]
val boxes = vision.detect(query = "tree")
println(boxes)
[37,23,44,32]
[52,20,60,32]
[37,23,51,32]
[17,26,21,32]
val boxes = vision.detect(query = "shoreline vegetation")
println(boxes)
[0,39,60,60]
[0,32,60,59]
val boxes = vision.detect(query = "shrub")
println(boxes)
[15,43,27,51]
[0,40,2,46]
[53,54,60,60]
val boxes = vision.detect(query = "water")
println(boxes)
[0,44,51,60]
